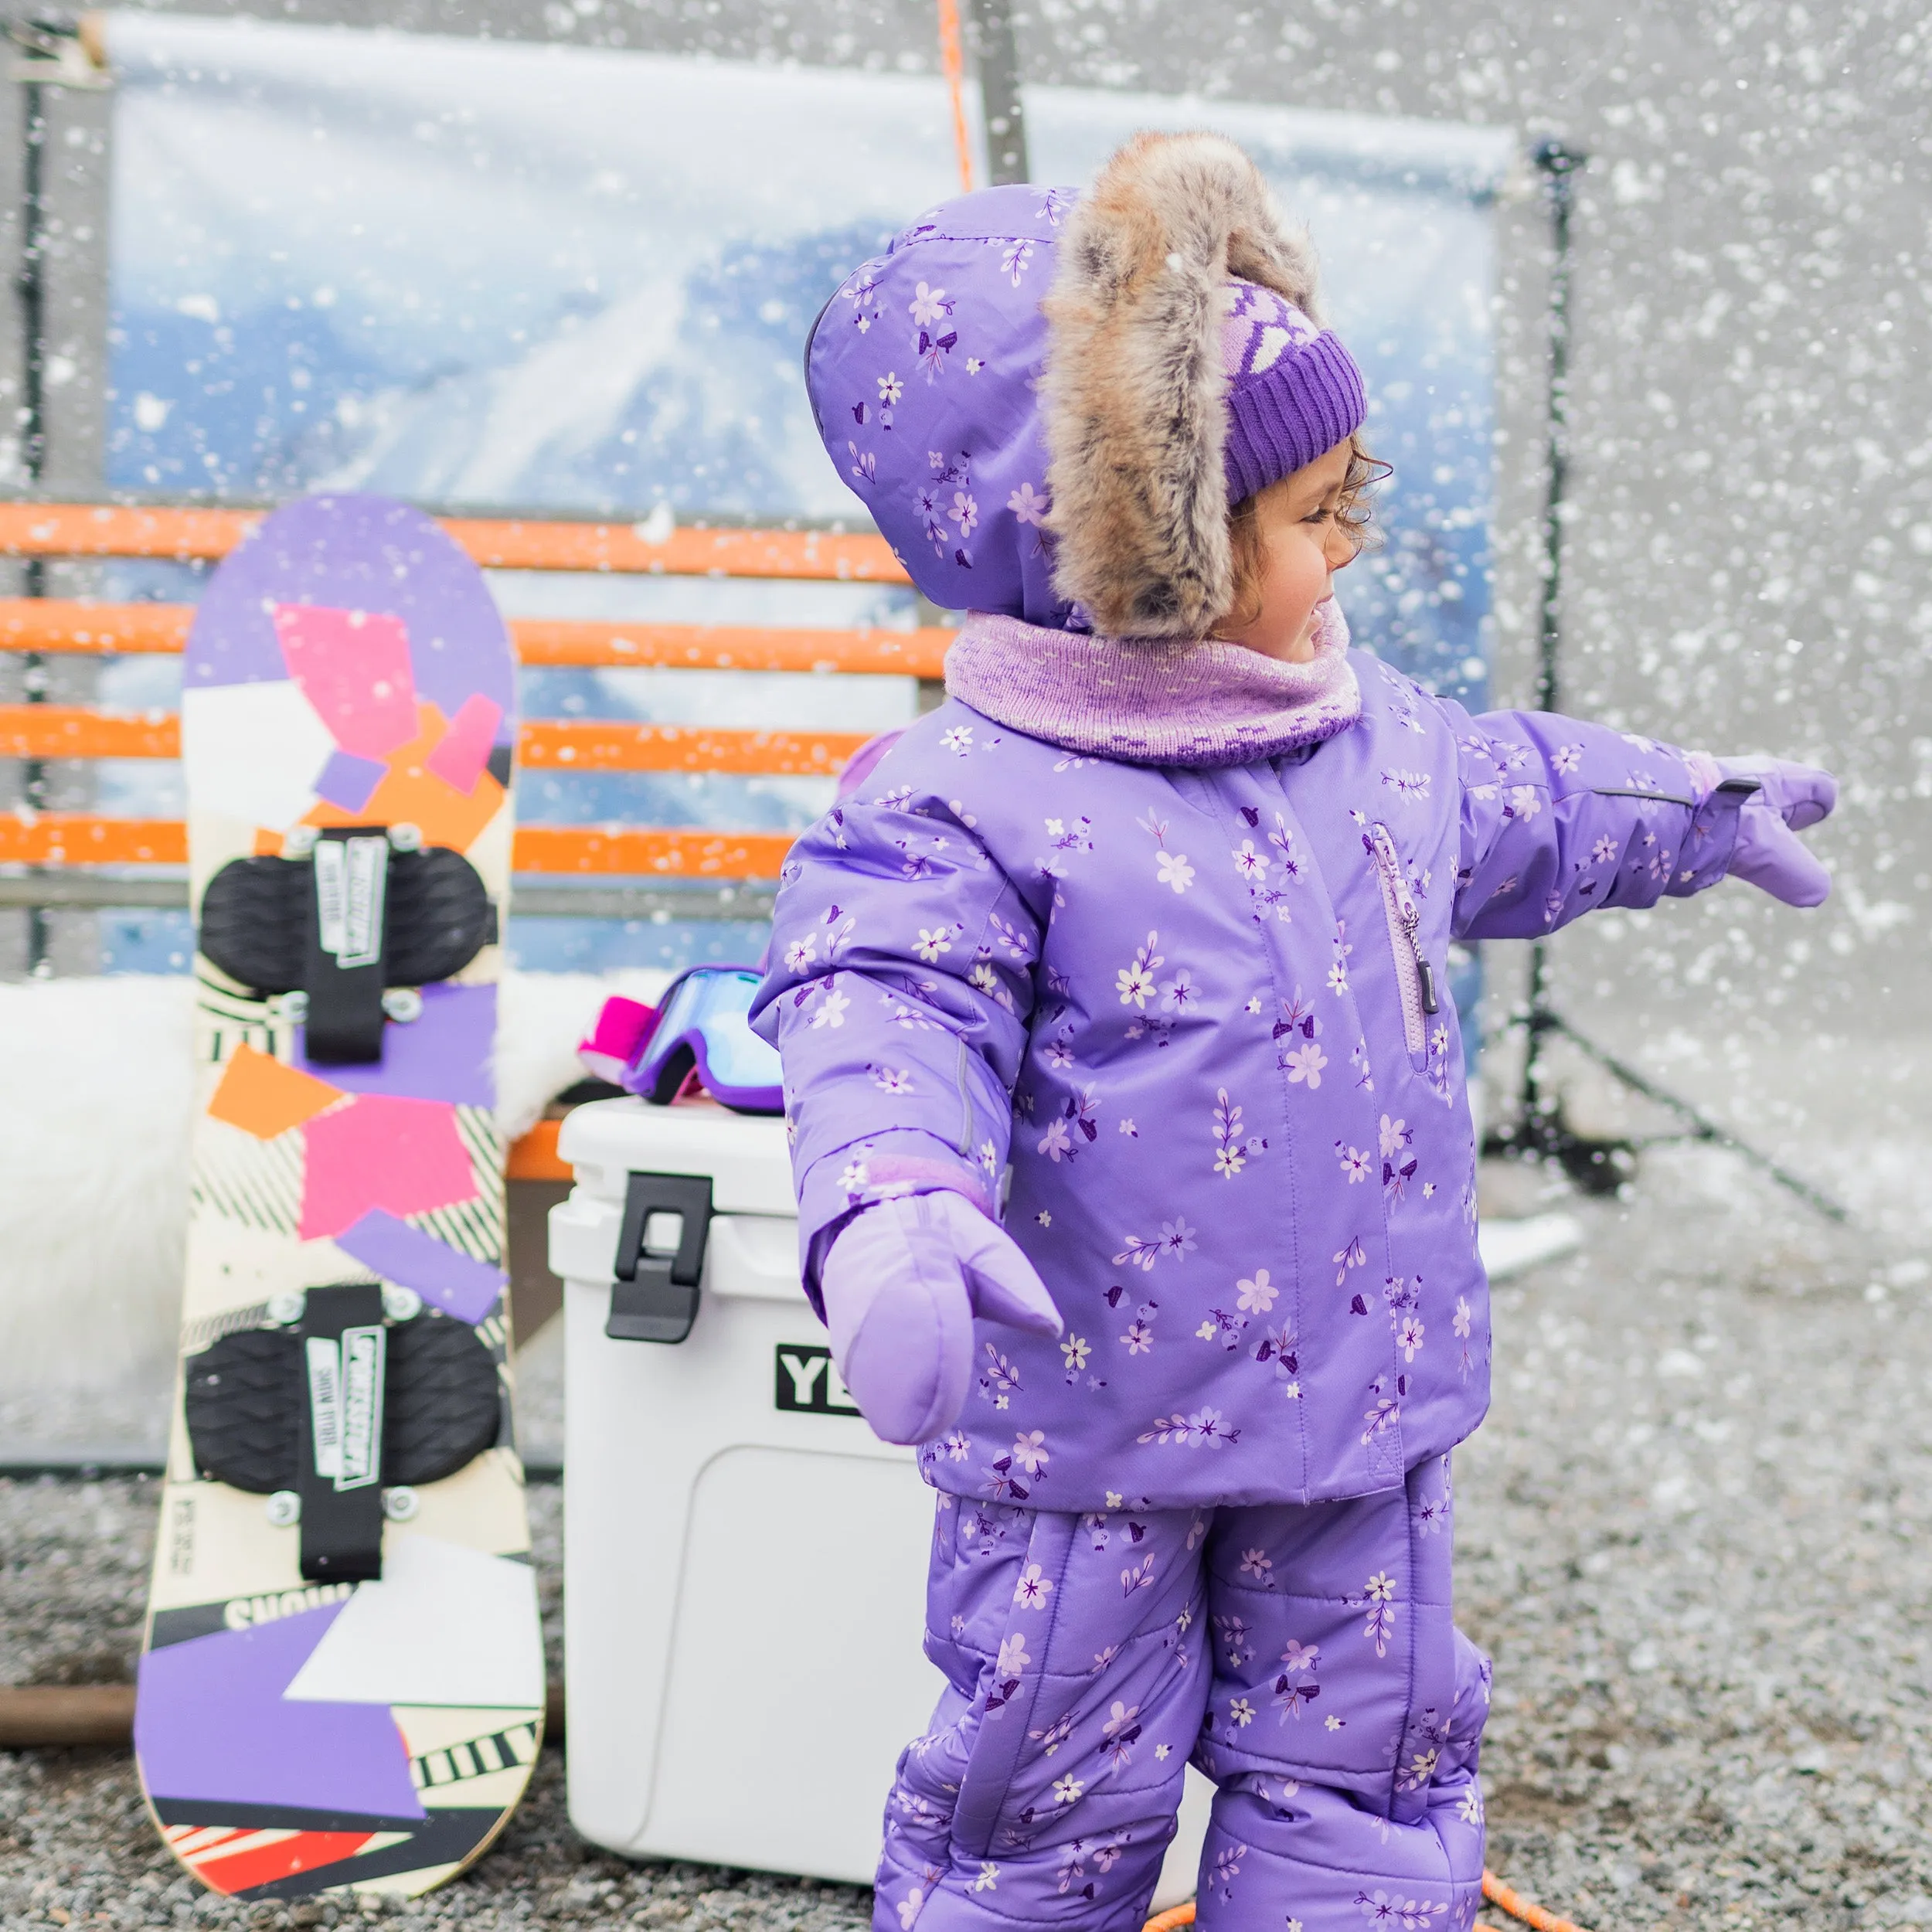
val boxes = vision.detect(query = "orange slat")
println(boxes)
[0,815,791,878]
[0,504,908,583]
[0,814,185,863]
[507,1117,572,1182]
[0,505,259,562]
[0,706,864,777]
[0,600,952,678]
[0,599,192,654]
[0,704,179,758]
[519,720,867,775]
[511,825,794,878]
[509,617,950,677]
[441,518,907,583]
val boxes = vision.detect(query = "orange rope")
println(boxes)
[1138,1873,1587,1932]
[1481,1869,1590,1932]
[934,0,975,192]
[1141,1910,1194,1932]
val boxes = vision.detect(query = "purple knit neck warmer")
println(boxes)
[944,600,1362,770]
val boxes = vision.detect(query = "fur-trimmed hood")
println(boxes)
[802,136,1345,638]
[1040,131,1327,639]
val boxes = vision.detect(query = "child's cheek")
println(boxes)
[1261,529,1331,640]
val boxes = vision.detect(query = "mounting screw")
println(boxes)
[381,1284,423,1324]
[266,1491,301,1527]
[282,825,319,859]
[275,990,310,1025]
[383,1486,420,1522]
[387,822,423,853]
[381,988,423,1024]
[267,1290,306,1327]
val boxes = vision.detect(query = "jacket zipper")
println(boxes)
[1368,823,1437,1058]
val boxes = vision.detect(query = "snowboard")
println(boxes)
[134,495,543,1902]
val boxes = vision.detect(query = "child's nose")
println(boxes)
[1325,524,1359,571]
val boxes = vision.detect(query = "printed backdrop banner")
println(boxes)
[104,15,1512,703]
[98,18,1510,976]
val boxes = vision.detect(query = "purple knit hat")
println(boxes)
[1219,279,1366,505]
[804,139,1366,640]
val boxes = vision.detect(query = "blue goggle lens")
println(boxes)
[637,968,781,1101]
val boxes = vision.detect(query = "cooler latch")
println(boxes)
[607,1172,713,1343]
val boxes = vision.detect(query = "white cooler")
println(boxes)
[549,1094,1209,1899]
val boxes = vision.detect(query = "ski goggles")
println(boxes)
[581,967,784,1115]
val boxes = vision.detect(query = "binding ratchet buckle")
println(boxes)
[304,826,393,1063]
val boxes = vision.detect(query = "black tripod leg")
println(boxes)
[1494,144,1846,1227]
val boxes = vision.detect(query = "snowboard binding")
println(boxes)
[199,824,495,1063]
[183,1281,503,1583]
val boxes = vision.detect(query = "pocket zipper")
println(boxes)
[1367,823,1438,1056]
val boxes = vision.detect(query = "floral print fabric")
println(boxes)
[807,183,1077,629]
[752,650,1749,1512]
[876,1458,1488,1932]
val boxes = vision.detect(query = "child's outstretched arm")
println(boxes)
[1444,704,1836,940]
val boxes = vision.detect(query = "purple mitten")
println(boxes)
[820,1192,1062,1446]
[1696,754,1838,907]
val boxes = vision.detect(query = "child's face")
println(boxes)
[1213,439,1360,662]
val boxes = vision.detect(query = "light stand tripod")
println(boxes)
[1485,138,1848,1226]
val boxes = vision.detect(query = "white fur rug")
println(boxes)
[0,968,666,1404]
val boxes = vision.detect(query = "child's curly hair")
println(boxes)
[1220,436,1390,635]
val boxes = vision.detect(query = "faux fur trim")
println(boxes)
[1040,131,1323,641]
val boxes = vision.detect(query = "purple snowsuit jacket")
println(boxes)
[752,639,1747,1513]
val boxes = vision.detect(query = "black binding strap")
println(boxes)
[199,844,495,998]
[297,1283,389,1583]
[184,1313,502,1495]
[607,1172,713,1343]
[303,827,391,1063]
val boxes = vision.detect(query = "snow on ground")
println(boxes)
[2,1117,1928,1931]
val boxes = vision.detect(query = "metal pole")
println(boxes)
[966,0,1030,185]
[1518,138,1584,1133]
[15,65,46,971]
[934,0,975,193]
[1532,138,1580,716]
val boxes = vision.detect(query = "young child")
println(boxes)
[752,133,1834,1932]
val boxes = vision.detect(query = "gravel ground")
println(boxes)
[2,1131,1929,1932]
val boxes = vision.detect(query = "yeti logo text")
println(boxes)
[774,1344,862,1417]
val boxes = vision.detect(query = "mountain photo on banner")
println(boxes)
[101,18,1510,975]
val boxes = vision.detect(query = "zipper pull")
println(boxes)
[1415,950,1440,1016]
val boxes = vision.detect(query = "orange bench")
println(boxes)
[0,498,949,1172]
[0,502,945,880]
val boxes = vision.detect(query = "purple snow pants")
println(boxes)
[876,1456,1488,1932]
